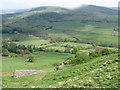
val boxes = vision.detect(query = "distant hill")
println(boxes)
[31,6,69,12]
[1,9,31,14]
[2,5,118,47]
[110,7,118,10]
[71,5,117,15]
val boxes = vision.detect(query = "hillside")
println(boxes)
[2,5,118,47]
[71,5,117,15]
[110,7,118,10]
[1,4,119,88]
[2,54,118,88]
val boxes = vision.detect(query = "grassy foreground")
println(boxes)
[2,54,118,88]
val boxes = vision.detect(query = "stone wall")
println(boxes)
[13,70,54,78]
[13,62,67,78]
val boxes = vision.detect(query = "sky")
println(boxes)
[1,0,119,10]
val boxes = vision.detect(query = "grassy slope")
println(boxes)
[2,5,118,47]
[2,54,118,88]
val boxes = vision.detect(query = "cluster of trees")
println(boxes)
[65,48,117,65]
[89,48,117,57]
[50,39,70,43]
[2,41,44,57]
[2,41,82,57]
[50,39,117,48]
[51,48,117,70]
[81,19,111,23]
[44,47,80,54]
[64,47,80,54]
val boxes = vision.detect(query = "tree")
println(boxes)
[27,56,34,62]
[73,53,90,64]
[27,45,34,52]
[92,44,96,47]
[89,49,102,58]
[2,49,10,56]
[33,45,37,52]
[2,41,9,49]
[18,45,26,50]
[102,48,116,55]
[68,53,90,65]
[7,43,17,53]
[64,47,71,53]
[72,47,79,54]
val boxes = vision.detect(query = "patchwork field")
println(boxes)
[1,5,119,89]
[2,5,118,47]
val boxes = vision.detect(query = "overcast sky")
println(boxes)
[1,0,119,9]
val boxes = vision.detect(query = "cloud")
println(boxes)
[1,0,119,9]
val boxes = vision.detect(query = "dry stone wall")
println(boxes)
[13,70,54,78]
[13,62,67,78]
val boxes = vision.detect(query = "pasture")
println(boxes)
[2,54,118,88]
[2,52,73,72]
[2,5,118,88]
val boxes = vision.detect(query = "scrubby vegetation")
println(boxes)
[27,56,34,62]
[64,48,117,65]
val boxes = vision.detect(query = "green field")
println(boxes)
[2,52,73,72]
[2,54,118,88]
[2,5,118,47]
[1,5,119,88]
